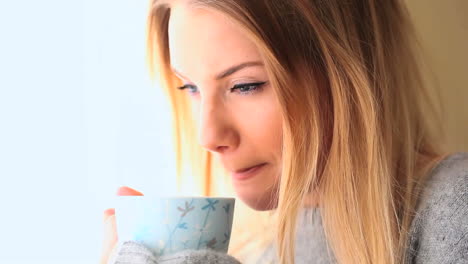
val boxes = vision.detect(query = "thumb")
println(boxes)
[101,208,117,264]
[100,186,143,264]
[104,186,143,247]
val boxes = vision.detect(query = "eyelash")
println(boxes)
[177,81,267,96]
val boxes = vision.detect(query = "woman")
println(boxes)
[101,0,468,263]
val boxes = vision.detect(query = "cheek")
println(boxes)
[246,117,281,158]
[235,98,283,153]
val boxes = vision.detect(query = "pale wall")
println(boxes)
[406,0,468,151]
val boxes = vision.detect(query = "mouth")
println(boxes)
[231,163,267,181]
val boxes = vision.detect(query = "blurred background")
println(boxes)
[0,0,466,263]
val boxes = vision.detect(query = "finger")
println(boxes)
[103,213,117,240]
[103,214,117,241]
[103,208,115,222]
[100,186,143,264]
[101,213,118,264]
[116,186,144,196]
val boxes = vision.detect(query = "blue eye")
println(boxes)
[230,81,267,95]
[177,81,267,96]
[177,84,199,95]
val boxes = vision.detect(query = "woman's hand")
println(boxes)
[100,186,144,264]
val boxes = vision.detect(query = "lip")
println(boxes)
[231,163,267,181]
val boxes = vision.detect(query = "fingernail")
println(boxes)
[116,186,144,196]
[103,208,115,221]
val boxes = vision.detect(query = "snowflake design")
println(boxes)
[202,199,219,211]
[177,222,188,230]
[161,199,195,254]
[177,201,195,217]
[205,237,217,249]
[222,203,231,214]
[222,233,230,244]
[196,199,219,249]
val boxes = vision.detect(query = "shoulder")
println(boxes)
[407,152,468,264]
[417,152,468,210]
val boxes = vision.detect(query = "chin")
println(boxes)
[234,183,279,211]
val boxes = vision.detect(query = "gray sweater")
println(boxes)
[112,152,468,264]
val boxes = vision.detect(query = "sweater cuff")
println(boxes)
[111,241,159,264]
[112,240,242,264]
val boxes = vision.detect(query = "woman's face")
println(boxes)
[168,5,283,210]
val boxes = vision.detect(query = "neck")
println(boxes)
[303,191,320,208]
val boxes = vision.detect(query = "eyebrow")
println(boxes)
[171,61,264,81]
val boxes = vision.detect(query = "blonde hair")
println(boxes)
[146,0,447,263]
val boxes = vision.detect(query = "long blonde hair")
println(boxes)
[146,0,447,263]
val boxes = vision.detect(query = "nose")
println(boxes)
[197,98,238,154]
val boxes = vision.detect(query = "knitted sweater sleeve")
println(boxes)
[406,152,468,264]
[111,240,242,264]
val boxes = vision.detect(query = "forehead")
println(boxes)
[168,5,262,80]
